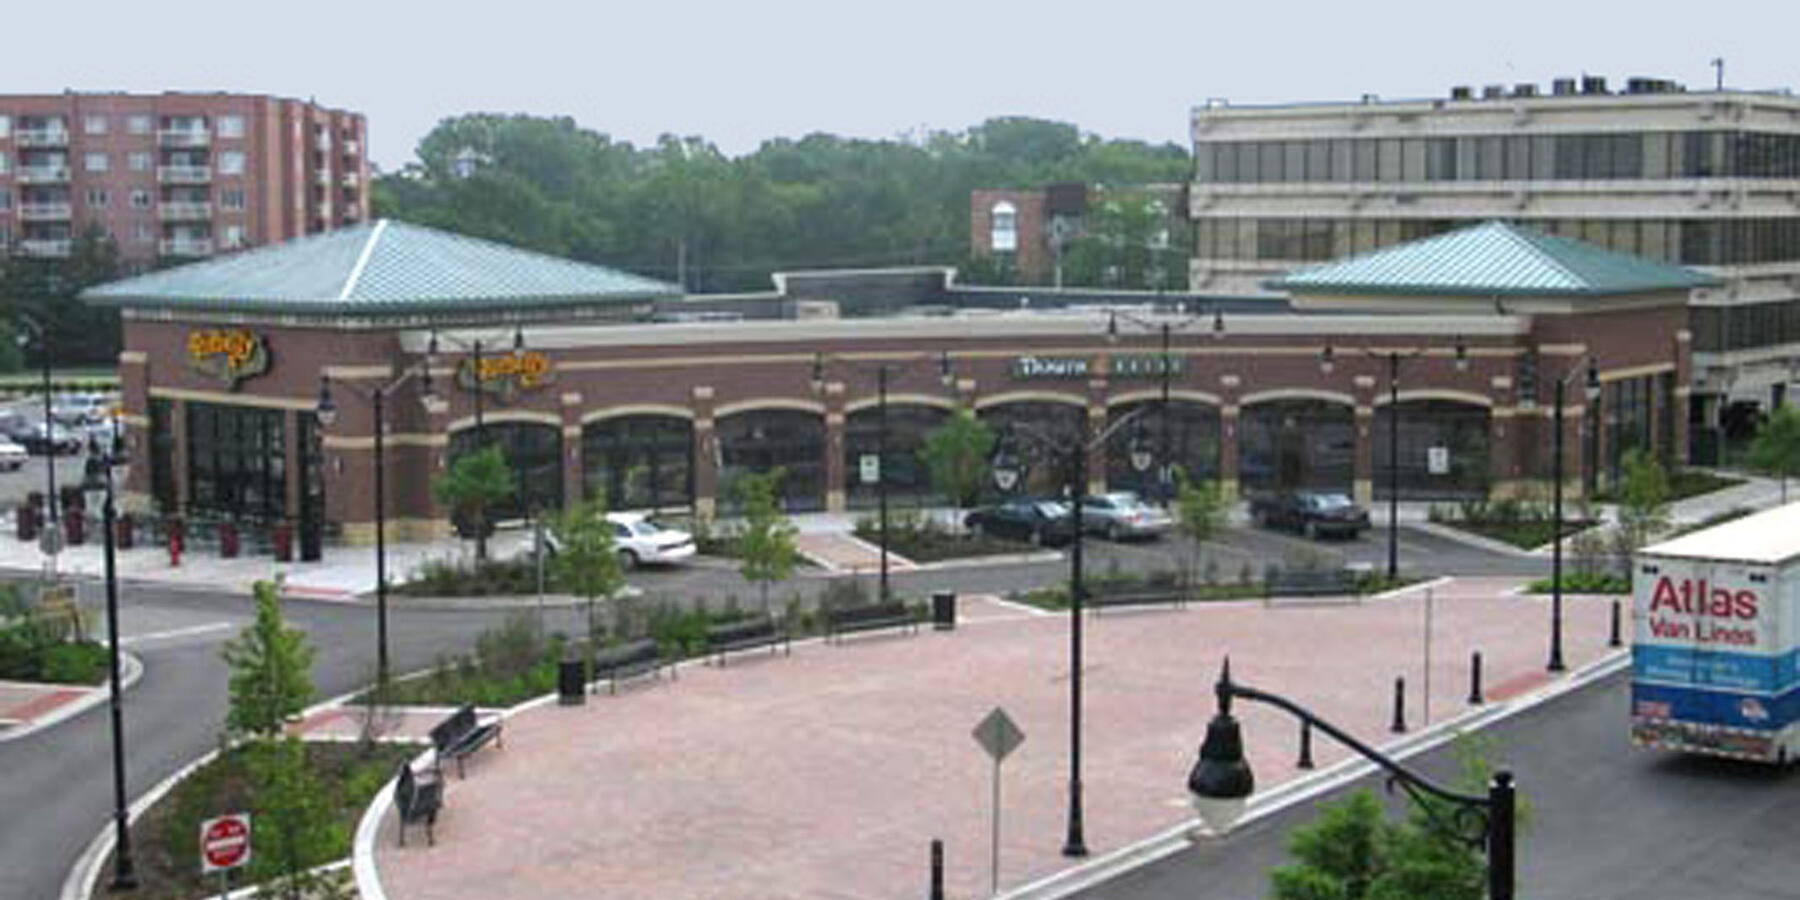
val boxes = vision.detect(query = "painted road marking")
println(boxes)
[118,622,233,646]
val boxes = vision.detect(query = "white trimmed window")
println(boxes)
[129,189,151,209]
[84,152,108,173]
[127,115,150,135]
[0,192,11,210]
[223,224,245,248]
[990,201,1019,253]
[128,151,151,172]
[84,115,107,135]
[85,189,109,208]
[219,187,245,211]
[217,115,244,138]
[0,152,8,174]
[133,221,153,243]
[0,116,10,138]
[218,151,245,175]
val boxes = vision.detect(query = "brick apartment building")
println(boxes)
[971,182,1188,287]
[0,92,369,267]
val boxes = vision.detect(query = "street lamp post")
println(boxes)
[18,316,60,577]
[1107,309,1224,505]
[990,404,1153,859]
[1320,341,1466,582]
[99,411,137,889]
[316,358,436,686]
[1549,358,1602,673]
[1188,660,1517,900]
[431,327,526,561]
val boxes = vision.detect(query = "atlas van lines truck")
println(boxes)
[1632,502,1800,763]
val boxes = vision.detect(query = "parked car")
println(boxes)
[20,421,84,456]
[1081,491,1174,541]
[1248,490,1371,539]
[964,499,1077,546]
[0,437,26,471]
[536,511,696,570]
[51,394,111,427]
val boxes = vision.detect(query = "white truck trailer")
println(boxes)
[1631,502,1800,763]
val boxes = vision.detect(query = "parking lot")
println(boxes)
[0,395,124,512]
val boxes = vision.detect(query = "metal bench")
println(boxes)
[1264,568,1361,600]
[393,762,444,847]
[1085,587,1188,613]
[705,616,791,665]
[824,601,919,643]
[428,704,503,779]
[591,637,676,694]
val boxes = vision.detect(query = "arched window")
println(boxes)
[990,201,1018,252]
[716,408,826,513]
[1107,400,1221,503]
[845,404,950,509]
[1239,399,1356,496]
[1372,400,1491,500]
[449,422,564,522]
[583,415,694,513]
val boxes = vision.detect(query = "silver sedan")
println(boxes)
[1081,491,1174,541]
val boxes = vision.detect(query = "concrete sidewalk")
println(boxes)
[364,578,1617,900]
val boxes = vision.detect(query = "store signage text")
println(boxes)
[186,328,270,388]
[457,351,555,400]
[1645,575,1761,647]
[1011,355,1185,380]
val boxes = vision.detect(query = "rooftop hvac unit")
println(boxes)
[1483,85,1505,99]
[1450,85,1473,101]
[1581,75,1608,94]
[1513,83,1538,97]
[1552,78,1577,96]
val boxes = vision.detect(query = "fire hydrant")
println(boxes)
[169,521,184,568]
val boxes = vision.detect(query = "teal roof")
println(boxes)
[1266,221,1720,297]
[81,219,681,315]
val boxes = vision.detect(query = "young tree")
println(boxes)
[242,736,347,899]
[220,580,315,740]
[734,470,799,614]
[431,445,516,562]
[552,497,626,642]
[1748,406,1800,502]
[1171,467,1227,598]
[919,408,995,533]
[1616,448,1672,553]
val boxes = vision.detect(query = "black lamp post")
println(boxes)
[95,407,137,890]
[18,316,60,573]
[316,356,436,685]
[1106,309,1223,505]
[990,404,1153,859]
[1320,340,1467,582]
[811,351,954,605]
[1549,358,1602,673]
[431,326,525,561]
[1188,660,1516,900]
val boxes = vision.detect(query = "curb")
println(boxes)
[910,550,1065,571]
[997,648,1631,900]
[62,744,223,900]
[0,651,143,744]
[1408,521,1537,558]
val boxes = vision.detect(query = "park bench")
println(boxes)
[393,762,444,847]
[705,616,791,665]
[1084,584,1188,613]
[591,637,676,694]
[1263,568,1361,601]
[824,601,919,644]
[428,704,503,779]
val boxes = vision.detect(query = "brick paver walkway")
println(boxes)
[371,579,1616,899]
[0,680,89,728]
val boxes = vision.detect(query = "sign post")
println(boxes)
[200,812,252,894]
[972,707,1025,895]
[859,453,880,485]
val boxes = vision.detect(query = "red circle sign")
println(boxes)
[201,815,251,871]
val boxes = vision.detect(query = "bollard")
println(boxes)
[1609,600,1623,648]
[929,839,944,900]
[169,525,184,568]
[1468,651,1484,705]
[1391,676,1407,733]
[1297,719,1315,770]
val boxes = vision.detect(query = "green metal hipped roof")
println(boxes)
[1265,221,1720,298]
[81,219,681,315]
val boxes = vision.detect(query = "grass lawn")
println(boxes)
[1524,572,1631,594]
[852,520,1035,562]
[1442,518,1596,550]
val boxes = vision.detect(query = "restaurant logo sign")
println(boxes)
[186,328,270,388]
[1011,354,1185,380]
[456,351,555,401]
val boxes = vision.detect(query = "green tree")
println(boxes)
[242,737,346,899]
[1616,448,1672,552]
[919,408,996,531]
[1748,406,1800,502]
[734,470,799,614]
[432,445,516,562]
[220,580,315,739]
[552,497,626,642]
[1171,467,1227,597]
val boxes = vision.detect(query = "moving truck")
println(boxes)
[1631,503,1800,763]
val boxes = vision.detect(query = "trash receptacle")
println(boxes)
[272,521,293,562]
[219,521,239,558]
[116,513,135,550]
[16,503,37,542]
[64,512,85,546]
[931,590,956,631]
[558,656,588,706]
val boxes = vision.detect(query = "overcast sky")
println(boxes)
[7,0,1788,172]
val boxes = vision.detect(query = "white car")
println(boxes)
[536,512,696,570]
[0,437,26,471]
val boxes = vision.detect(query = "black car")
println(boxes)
[964,499,1078,546]
[1249,490,1370,539]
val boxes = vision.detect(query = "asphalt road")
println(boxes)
[1080,668,1800,900]
[0,577,582,900]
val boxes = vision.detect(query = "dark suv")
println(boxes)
[964,499,1077,546]
[1249,490,1370,539]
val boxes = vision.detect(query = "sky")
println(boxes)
[6,0,1791,173]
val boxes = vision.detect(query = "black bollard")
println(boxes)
[1468,651,1484,705]
[1609,600,1623,648]
[1391,676,1408,733]
[1297,718,1315,769]
[929,839,944,900]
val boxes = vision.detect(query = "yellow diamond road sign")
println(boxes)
[972,707,1025,763]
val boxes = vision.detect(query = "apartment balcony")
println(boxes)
[15,129,69,148]
[15,165,70,184]
[158,129,211,148]
[157,202,212,222]
[314,168,333,185]
[17,238,72,257]
[314,133,332,152]
[342,139,361,156]
[18,202,72,221]
[157,165,212,184]
[159,237,213,257]
[341,171,360,188]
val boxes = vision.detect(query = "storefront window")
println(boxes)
[186,401,285,521]
[1371,400,1491,500]
[582,415,693,513]
[845,404,949,509]
[1238,399,1355,496]
[1106,399,1220,503]
[979,401,1087,498]
[1605,375,1656,488]
[450,422,564,522]
[716,409,825,513]
[150,398,176,513]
